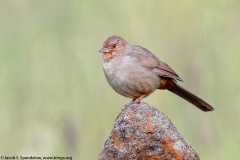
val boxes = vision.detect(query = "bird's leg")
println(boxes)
[116,95,146,121]
[133,94,146,103]
[125,94,146,109]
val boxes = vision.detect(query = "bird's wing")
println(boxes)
[128,45,183,81]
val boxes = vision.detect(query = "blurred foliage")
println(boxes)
[0,0,239,159]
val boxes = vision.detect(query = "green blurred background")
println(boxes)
[0,0,239,159]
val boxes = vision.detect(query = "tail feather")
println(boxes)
[168,83,214,112]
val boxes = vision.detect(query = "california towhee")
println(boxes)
[99,36,214,111]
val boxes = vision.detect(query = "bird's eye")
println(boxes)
[112,44,116,48]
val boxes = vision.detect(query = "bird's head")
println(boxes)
[99,36,127,61]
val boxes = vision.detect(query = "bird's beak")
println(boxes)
[99,47,109,53]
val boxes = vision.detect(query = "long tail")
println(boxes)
[168,83,214,112]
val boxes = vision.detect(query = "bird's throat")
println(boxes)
[103,53,116,62]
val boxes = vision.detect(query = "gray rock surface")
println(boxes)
[98,103,200,160]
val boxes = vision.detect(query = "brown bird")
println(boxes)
[99,36,214,112]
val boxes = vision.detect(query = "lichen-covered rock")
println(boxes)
[98,103,199,160]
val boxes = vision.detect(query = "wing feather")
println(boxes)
[126,45,183,81]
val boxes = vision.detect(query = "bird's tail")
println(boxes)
[168,83,214,112]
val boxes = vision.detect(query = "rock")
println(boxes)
[98,103,199,160]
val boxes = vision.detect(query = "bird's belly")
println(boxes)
[103,61,161,99]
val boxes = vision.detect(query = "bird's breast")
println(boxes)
[102,55,161,99]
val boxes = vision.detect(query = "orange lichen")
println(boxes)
[136,150,161,160]
[143,117,157,133]
[111,131,116,137]
[114,139,121,148]
[127,111,133,120]
[162,138,184,160]
[151,134,158,141]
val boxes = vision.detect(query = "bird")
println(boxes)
[99,36,214,112]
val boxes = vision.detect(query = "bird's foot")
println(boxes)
[116,94,146,121]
